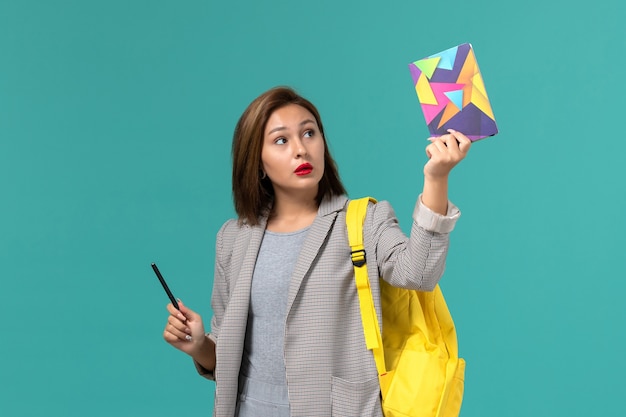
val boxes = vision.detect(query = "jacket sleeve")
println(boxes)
[366,195,460,291]
[193,219,236,380]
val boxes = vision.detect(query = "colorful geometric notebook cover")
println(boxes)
[408,43,498,141]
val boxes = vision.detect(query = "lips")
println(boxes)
[294,163,313,176]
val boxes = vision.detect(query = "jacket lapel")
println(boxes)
[285,194,348,313]
[215,217,266,417]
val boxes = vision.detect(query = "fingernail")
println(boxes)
[178,313,185,320]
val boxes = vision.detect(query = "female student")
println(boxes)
[163,86,471,416]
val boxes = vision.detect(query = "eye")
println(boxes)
[274,137,287,145]
[303,129,315,138]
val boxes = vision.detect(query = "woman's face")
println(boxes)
[261,104,325,200]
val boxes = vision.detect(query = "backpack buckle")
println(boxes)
[351,249,366,267]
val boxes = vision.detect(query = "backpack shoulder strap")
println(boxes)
[346,197,387,377]
[346,197,376,267]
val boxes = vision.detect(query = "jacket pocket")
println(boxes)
[331,375,382,417]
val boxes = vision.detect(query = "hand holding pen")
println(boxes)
[153,262,215,370]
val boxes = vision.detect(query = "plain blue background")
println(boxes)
[1,0,624,416]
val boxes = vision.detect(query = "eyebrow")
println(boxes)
[267,119,317,135]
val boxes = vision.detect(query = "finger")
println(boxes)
[164,321,192,341]
[447,128,469,141]
[426,141,446,158]
[431,134,458,148]
[165,302,178,315]
[175,301,206,340]
[458,136,471,154]
[447,129,472,154]
[178,299,189,314]
[426,135,443,155]
[178,300,199,321]
[163,327,192,344]
[430,137,450,154]
[425,139,447,161]
[441,134,460,152]
[167,315,191,333]
[166,302,188,322]
[428,134,448,143]
[440,132,468,161]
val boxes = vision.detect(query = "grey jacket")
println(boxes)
[198,194,460,416]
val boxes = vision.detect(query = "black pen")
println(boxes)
[151,262,179,310]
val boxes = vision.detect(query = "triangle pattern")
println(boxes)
[416,73,437,105]
[444,90,463,111]
[421,82,465,125]
[438,102,460,128]
[408,63,422,85]
[430,45,458,70]
[414,57,441,79]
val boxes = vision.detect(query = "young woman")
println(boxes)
[163,86,471,417]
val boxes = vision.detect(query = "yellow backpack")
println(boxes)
[346,197,466,417]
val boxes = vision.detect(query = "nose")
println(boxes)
[293,138,307,158]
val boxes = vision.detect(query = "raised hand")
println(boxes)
[421,129,472,215]
[424,129,471,180]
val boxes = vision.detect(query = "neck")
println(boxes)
[267,191,319,232]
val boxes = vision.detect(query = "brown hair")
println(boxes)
[231,86,346,225]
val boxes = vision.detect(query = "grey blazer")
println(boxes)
[197,194,460,417]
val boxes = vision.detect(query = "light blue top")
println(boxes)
[240,227,310,386]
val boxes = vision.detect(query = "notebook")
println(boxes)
[408,43,498,141]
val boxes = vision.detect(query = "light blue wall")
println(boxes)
[1,0,624,416]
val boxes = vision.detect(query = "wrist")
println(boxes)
[422,176,449,215]
[423,173,449,184]
[191,334,216,371]
[192,333,210,354]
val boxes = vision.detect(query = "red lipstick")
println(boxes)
[294,163,313,176]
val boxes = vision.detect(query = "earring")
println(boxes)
[260,170,267,180]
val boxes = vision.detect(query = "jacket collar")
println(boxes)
[318,193,349,217]
[284,193,347,317]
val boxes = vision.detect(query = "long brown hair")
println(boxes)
[231,86,346,225]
